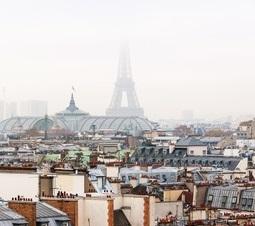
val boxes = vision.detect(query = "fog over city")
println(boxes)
[0,0,255,120]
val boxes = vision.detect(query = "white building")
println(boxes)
[0,172,40,201]
[0,101,18,120]
[176,137,208,156]
[223,148,240,157]
[236,139,255,148]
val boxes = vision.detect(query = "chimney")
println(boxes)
[107,199,114,226]
[39,176,54,197]
[8,200,36,226]
[124,152,130,163]
[249,171,255,181]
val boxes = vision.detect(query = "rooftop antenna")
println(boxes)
[90,124,96,137]
[44,114,48,140]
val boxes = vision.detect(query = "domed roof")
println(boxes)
[78,116,155,132]
[0,93,155,134]
[0,116,54,132]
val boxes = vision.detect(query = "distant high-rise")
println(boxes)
[0,101,5,121]
[5,102,18,118]
[0,87,6,120]
[19,100,48,117]
[106,44,144,117]
[182,110,194,122]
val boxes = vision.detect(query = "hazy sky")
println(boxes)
[0,0,255,120]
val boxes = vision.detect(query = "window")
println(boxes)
[221,196,228,207]
[203,150,206,155]
[241,198,247,206]
[62,222,69,226]
[162,174,167,182]
[39,223,48,226]
[247,198,253,207]
[190,150,194,155]
[232,196,237,204]
[208,195,213,202]
[231,196,237,208]
[13,224,28,226]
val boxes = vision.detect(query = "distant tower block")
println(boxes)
[106,44,144,117]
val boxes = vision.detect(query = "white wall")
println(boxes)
[190,210,207,221]
[122,195,146,226]
[155,201,183,219]
[0,172,39,201]
[111,183,121,194]
[54,174,85,195]
[79,194,156,226]
[236,158,248,171]
[150,196,156,226]
[187,146,207,156]
[236,139,255,148]
[223,148,240,157]
[113,194,151,226]
[83,197,109,226]
[106,166,119,178]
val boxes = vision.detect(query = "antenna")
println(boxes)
[44,114,48,140]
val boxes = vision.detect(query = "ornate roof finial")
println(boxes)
[66,93,79,112]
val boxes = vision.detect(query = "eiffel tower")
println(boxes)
[106,44,144,117]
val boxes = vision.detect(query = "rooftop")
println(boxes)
[176,137,206,147]
[0,205,27,224]
[56,93,89,117]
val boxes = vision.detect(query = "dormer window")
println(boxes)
[208,194,213,202]
[221,196,227,207]
[247,198,253,208]
[62,223,69,226]
[232,196,237,204]
[38,223,48,226]
[241,198,247,206]
[13,224,28,226]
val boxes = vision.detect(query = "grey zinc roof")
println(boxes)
[131,145,242,171]
[206,185,240,209]
[36,202,69,219]
[114,210,131,226]
[176,137,206,147]
[0,205,27,223]
[200,137,223,143]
